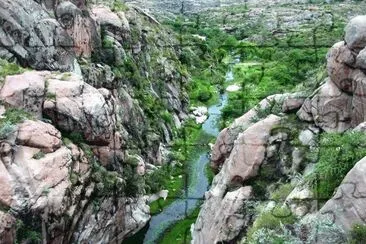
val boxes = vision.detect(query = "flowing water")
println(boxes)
[124,60,237,244]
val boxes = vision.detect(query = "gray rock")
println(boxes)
[345,15,366,51]
[356,47,366,69]
[0,0,75,71]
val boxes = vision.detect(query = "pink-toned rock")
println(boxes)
[56,1,98,57]
[0,158,13,207]
[298,78,352,132]
[0,71,48,117]
[319,156,366,231]
[356,47,366,69]
[192,187,253,244]
[193,115,281,243]
[43,72,117,145]
[11,146,71,212]
[282,95,306,113]
[351,70,366,126]
[16,120,62,153]
[297,98,313,122]
[211,95,286,171]
[224,115,282,182]
[326,41,355,93]
[91,6,123,29]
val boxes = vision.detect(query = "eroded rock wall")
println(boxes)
[0,0,189,242]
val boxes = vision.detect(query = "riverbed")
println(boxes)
[124,59,237,244]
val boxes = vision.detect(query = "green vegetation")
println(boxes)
[16,219,42,244]
[0,59,25,81]
[46,92,56,100]
[221,45,327,127]
[306,132,366,201]
[32,151,45,160]
[147,119,213,215]
[270,183,294,202]
[246,204,297,243]
[60,72,72,81]
[159,206,201,244]
[0,108,33,139]
[111,1,129,12]
[349,223,366,244]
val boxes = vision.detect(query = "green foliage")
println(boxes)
[92,160,125,197]
[1,108,33,124]
[0,108,32,139]
[60,72,72,81]
[16,220,42,244]
[66,132,85,145]
[160,110,173,125]
[250,98,283,123]
[0,121,15,140]
[46,92,56,100]
[112,1,129,12]
[122,164,144,197]
[32,151,45,160]
[306,132,366,201]
[160,206,201,244]
[246,205,297,243]
[349,223,366,244]
[270,183,294,202]
[0,59,25,81]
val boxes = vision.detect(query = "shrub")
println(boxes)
[16,219,42,243]
[349,223,366,244]
[0,121,15,140]
[0,108,32,139]
[32,151,45,160]
[246,204,297,242]
[1,108,33,124]
[0,59,25,81]
[270,183,294,202]
[306,132,366,200]
[160,110,173,125]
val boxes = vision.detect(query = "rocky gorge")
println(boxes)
[0,0,189,242]
[1,0,366,243]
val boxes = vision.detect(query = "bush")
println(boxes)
[306,132,366,200]
[349,223,366,244]
[270,183,294,202]
[0,121,15,140]
[0,59,25,81]
[246,205,297,242]
[1,108,32,124]
[0,108,32,139]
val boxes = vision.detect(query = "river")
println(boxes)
[124,59,237,244]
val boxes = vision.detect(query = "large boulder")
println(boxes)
[16,120,62,153]
[297,16,366,132]
[319,156,366,231]
[326,41,355,93]
[0,71,118,145]
[345,15,366,51]
[297,78,352,132]
[192,187,253,244]
[211,94,301,170]
[192,115,281,243]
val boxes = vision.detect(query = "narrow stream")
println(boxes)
[125,60,237,244]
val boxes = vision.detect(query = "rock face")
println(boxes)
[192,115,282,243]
[0,0,75,71]
[298,16,366,132]
[211,93,303,171]
[0,0,189,242]
[319,156,366,231]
